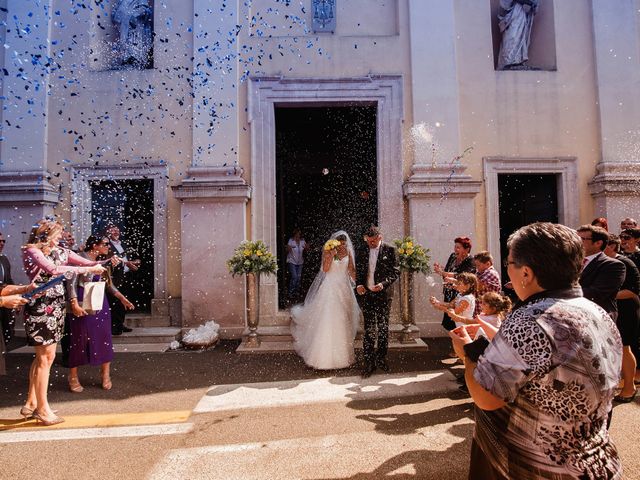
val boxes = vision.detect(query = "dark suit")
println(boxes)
[0,255,15,344]
[108,240,134,333]
[579,251,625,318]
[355,243,400,369]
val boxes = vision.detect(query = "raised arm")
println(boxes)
[23,247,103,280]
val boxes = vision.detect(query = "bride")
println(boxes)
[291,231,361,369]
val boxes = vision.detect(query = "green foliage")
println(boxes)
[227,240,277,277]
[393,236,431,274]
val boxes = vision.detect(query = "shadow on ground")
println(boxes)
[0,337,455,411]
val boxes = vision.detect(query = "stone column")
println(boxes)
[0,0,57,281]
[408,0,461,162]
[403,164,481,337]
[589,0,640,222]
[172,2,247,337]
[173,167,250,337]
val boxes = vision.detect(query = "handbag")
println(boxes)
[82,281,106,313]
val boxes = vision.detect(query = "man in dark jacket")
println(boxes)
[355,226,400,378]
[578,225,625,319]
[0,232,15,344]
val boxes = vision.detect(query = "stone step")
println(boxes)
[111,327,181,344]
[124,313,170,328]
[242,323,421,343]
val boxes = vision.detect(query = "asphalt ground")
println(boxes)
[0,339,639,480]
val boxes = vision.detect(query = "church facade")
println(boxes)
[1,0,639,337]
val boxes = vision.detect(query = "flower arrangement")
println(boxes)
[227,240,277,276]
[324,239,341,260]
[393,236,431,274]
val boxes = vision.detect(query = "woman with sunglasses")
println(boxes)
[63,235,134,393]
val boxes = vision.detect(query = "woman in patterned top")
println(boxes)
[450,222,623,480]
[21,220,105,426]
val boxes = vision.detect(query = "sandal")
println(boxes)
[68,377,84,393]
[32,410,65,426]
[614,390,637,403]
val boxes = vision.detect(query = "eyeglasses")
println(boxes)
[620,235,632,240]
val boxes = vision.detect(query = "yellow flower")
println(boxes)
[256,250,263,256]
[243,249,251,256]
[406,242,413,248]
[407,249,414,255]
[398,248,405,254]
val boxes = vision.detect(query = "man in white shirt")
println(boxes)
[106,224,139,334]
[355,226,400,377]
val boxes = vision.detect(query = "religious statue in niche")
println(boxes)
[112,0,154,69]
[312,0,336,33]
[497,0,539,70]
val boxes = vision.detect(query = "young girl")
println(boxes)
[472,291,512,340]
[448,291,512,340]
[430,272,478,328]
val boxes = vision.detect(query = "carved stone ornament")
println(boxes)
[312,0,336,33]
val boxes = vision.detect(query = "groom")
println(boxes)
[355,225,400,378]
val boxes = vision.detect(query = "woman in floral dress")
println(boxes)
[21,220,105,426]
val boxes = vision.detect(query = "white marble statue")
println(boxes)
[497,0,539,70]
[112,0,153,68]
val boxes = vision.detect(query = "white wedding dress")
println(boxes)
[291,251,361,370]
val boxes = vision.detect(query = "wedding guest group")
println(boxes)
[20,219,106,426]
[604,234,640,403]
[450,222,623,480]
[62,235,134,393]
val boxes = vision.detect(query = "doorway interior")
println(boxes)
[497,173,559,279]
[275,104,378,308]
[90,179,154,312]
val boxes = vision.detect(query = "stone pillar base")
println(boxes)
[589,162,640,224]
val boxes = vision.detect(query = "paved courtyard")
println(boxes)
[1,340,639,479]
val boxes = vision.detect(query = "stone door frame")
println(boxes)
[248,76,404,322]
[70,163,169,309]
[483,156,579,269]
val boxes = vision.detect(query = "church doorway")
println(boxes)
[275,105,378,308]
[90,179,155,312]
[497,173,559,279]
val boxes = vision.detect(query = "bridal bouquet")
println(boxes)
[324,239,341,260]
[227,240,277,276]
[393,236,431,274]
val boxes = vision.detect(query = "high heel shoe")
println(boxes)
[102,377,112,390]
[68,377,84,393]
[32,410,65,426]
[19,406,34,419]
[614,390,637,403]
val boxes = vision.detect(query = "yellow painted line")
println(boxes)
[0,410,191,431]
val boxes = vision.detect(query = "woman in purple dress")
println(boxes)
[64,235,134,392]
[22,220,106,426]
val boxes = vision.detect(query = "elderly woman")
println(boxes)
[21,220,105,426]
[63,235,133,392]
[450,223,622,479]
[434,236,475,331]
